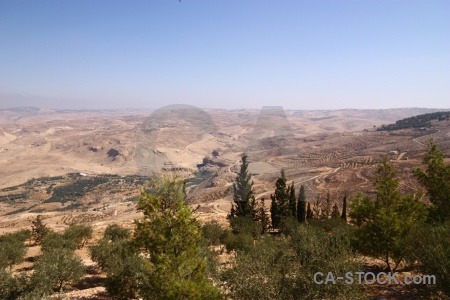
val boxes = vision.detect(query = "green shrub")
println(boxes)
[31,249,85,292]
[103,254,148,299]
[223,223,364,300]
[308,218,348,233]
[103,223,131,242]
[8,229,32,243]
[0,233,27,270]
[201,221,226,246]
[0,269,28,300]
[17,290,53,300]
[90,239,136,272]
[63,224,93,248]
[229,216,262,238]
[41,232,77,253]
[222,235,294,300]
[279,217,300,236]
[90,238,146,298]
[223,230,254,253]
[405,222,450,297]
[199,239,221,280]
[31,215,51,245]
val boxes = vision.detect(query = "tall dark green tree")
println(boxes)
[228,154,258,220]
[270,169,290,229]
[258,198,269,234]
[341,194,347,222]
[306,202,313,220]
[296,185,306,223]
[288,182,296,218]
[413,139,450,223]
[322,191,332,219]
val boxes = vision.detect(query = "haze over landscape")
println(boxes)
[1,0,449,110]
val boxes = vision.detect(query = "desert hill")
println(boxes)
[0,107,447,188]
[1,107,450,299]
[1,107,449,229]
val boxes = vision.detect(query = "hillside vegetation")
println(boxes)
[378,111,450,131]
[1,141,449,299]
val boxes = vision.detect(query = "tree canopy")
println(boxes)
[270,169,291,229]
[228,154,258,220]
[350,157,428,272]
[134,176,222,299]
[413,139,450,223]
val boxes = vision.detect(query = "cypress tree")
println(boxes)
[306,202,313,220]
[228,154,258,220]
[270,169,290,229]
[323,191,332,219]
[270,198,279,230]
[341,194,347,222]
[297,185,306,223]
[289,182,296,218]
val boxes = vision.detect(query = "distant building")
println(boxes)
[389,151,398,155]
[79,173,88,177]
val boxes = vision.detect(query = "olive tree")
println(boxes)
[0,233,27,271]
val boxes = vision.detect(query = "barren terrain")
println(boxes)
[1,107,449,299]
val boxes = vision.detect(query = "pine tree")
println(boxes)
[297,185,306,223]
[289,182,296,218]
[270,169,290,229]
[375,157,401,207]
[228,154,258,220]
[341,194,347,222]
[134,176,222,299]
[350,156,428,272]
[306,202,313,220]
[413,139,450,223]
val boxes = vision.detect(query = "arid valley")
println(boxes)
[1,107,449,299]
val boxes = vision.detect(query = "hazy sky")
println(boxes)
[0,0,449,110]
